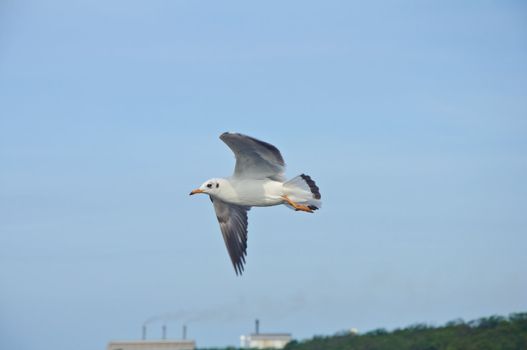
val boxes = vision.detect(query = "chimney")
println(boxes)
[255,319,260,335]
[142,325,147,340]
[162,324,167,340]
[182,324,187,340]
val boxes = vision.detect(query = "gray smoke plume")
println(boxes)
[143,293,307,327]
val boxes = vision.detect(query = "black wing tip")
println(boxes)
[300,174,322,200]
[230,252,247,276]
[234,248,247,275]
[234,265,244,275]
[234,258,246,275]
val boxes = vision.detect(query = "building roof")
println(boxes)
[108,340,195,344]
[245,333,292,339]
[107,339,196,350]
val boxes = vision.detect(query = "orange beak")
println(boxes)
[189,189,205,196]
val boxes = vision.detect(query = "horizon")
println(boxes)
[110,311,527,346]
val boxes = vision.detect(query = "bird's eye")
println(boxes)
[207,183,212,188]
[216,183,219,188]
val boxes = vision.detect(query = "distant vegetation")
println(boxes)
[199,312,527,350]
[282,313,527,350]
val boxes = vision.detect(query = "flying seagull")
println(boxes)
[190,132,322,275]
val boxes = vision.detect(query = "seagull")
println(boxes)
[190,132,322,275]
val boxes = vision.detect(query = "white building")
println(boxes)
[240,333,292,349]
[240,320,291,349]
[107,340,195,350]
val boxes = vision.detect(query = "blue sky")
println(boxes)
[1,1,526,349]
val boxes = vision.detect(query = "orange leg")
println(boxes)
[282,195,314,213]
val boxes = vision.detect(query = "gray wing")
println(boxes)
[220,132,285,181]
[212,197,250,275]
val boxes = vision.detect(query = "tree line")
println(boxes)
[199,312,527,350]
[282,312,527,350]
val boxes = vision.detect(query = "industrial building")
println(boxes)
[106,340,195,350]
[240,319,292,349]
[108,318,291,349]
[107,324,194,350]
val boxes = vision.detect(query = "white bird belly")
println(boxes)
[223,179,284,207]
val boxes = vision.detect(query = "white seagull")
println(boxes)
[190,132,322,275]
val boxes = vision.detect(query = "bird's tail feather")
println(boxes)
[283,174,322,211]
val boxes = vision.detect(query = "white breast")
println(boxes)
[219,178,284,207]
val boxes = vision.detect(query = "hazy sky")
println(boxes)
[1,1,526,349]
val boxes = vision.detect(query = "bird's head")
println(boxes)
[189,178,223,196]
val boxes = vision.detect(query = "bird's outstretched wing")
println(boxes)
[212,197,250,275]
[220,132,285,181]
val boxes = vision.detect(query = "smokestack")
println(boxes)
[162,324,167,340]
[255,319,260,335]
[182,324,187,340]
[142,325,147,340]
